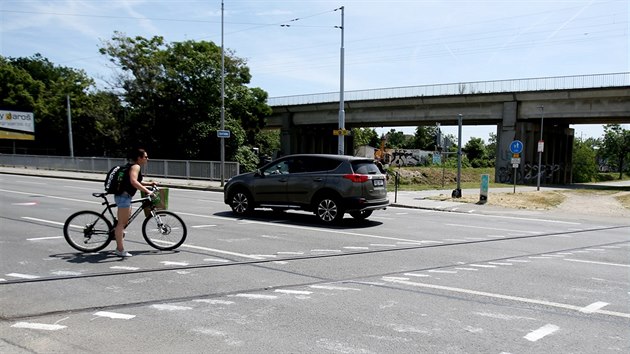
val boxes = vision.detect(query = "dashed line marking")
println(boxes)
[151,304,193,311]
[230,294,278,300]
[524,324,560,342]
[160,261,190,266]
[27,236,63,241]
[469,264,497,268]
[11,322,66,331]
[310,284,361,291]
[580,301,609,313]
[428,270,458,274]
[110,266,140,271]
[274,289,313,295]
[455,267,479,271]
[564,259,630,268]
[191,224,217,228]
[6,273,40,279]
[93,311,136,320]
[487,262,512,266]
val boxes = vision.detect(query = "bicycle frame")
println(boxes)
[98,194,157,230]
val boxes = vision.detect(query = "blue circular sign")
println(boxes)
[510,140,523,154]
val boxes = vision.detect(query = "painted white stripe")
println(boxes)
[13,202,37,206]
[6,273,40,279]
[0,189,100,205]
[51,271,82,276]
[564,259,630,268]
[381,278,630,319]
[160,261,189,266]
[21,217,65,226]
[193,299,234,305]
[445,223,540,233]
[231,294,277,300]
[0,278,6,282]
[27,236,63,241]
[369,244,397,247]
[110,266,140,271]
[486,235,506,238]
[203,258,229,263]
[585,248,605,251]
[529,256,553,259]
[469,264,497,268]
[151,304,192,311]
[191,224,217,228]
[179,243,264,260]
[275,289,313,295]
[455,267,479,271]
[382,277,409,281]
[487,262,512,266]
[445,239,468,242]
[428,270,458,274]
[310,285,361,291]
[465,237,486,241]
[580,301,609,313]
[343,246,370,250]
[524,324,560,342]
[93,311,136,320]
[508,259,530,263]
[404,273,431,277]
[251,254,277,258]
[11,322,66,331]
[311,249,341,253]
[273,261,288,265]
[277,251,304,255]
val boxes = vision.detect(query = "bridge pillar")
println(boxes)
[279,113,352,155]
[496,104,574,185]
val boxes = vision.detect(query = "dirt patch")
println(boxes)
[429,191,566,210]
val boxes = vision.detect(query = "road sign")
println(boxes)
[510,140,523,154]
[333,129,350,136]
[217,130,231,138]
[537,140,545,153]
[511,157,521,164]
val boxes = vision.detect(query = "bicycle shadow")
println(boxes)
[51,249,181,264]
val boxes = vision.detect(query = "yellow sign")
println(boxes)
[333,129,350,136]
[512,153,520,158]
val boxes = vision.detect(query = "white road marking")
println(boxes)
[110,266,140,271]
[369,244,397,247]
[469,264,496,268]
[93,311,136,320]
[193,299,234,305]
[11,322,66,331]
[455,267,479,271]
[21,217,65,226]
[508,259,530,263]
[230,294,278,300]
[51,271,82,276]
[0,189,100,204]
[487,262,512,266]
[428,269,458,274]
[6,273,40,279]
[311,249,342,253]
[27,236,63,241]
[160,261,189,266]
[445,239,468,242]
[524,324,560,342]
[203,258,230,263]
[12,202,37,206]
[191,224,217,228]
[277,251,304,255]
[580,301,609,313]
[275,289,313,295]
[152,304,193,311]
[343,246,370,250]
[445,223,540,234]
[404,273,431,277]
[179,243,265,260]
[310,284,361,291]
[564,259,630,268]
[382,278,630,319]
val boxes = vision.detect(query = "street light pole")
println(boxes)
[220,0,225,186]
[336,6,345,155]
[536,105,544,191]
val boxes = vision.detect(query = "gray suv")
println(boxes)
[224,154,389,223]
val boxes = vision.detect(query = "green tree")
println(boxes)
[486,133,497,165]
[351,128,379,149]
[99,33,271,160]
[601,124,630,179]
[572,137,599,183]
[463,137,489,167]
[385,129,411,149]
[411,126,438,150]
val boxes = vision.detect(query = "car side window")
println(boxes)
[263,160,290,175]
[308,157,341,173]
[352,161,380,174]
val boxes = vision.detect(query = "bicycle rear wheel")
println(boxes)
[142,210,187,250]
[64,211,113,252]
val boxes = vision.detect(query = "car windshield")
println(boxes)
[351,161,380,174]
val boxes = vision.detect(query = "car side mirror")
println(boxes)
[255,169,264,177]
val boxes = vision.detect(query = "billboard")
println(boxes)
[0,110,35,140]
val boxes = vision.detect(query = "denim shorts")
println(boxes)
[114,192,132,208]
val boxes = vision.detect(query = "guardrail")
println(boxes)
[268,72,630,106]
[0,154,240,181]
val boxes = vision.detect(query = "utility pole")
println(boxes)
[67,95,74,158]
[220,0,225,186]
[536,105,544,191]
[452,114,463,198]
[336,6,345,155]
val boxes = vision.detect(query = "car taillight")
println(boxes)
[343,174,369,183]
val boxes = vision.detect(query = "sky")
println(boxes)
[1,0,629,143]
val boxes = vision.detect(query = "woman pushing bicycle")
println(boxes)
[113,148,157,257]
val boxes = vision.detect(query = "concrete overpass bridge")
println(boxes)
[266,73,630,184]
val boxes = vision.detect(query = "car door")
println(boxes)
[286,156,335,206]
[250,158,290,205]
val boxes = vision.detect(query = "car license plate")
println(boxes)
[373,179,384,187]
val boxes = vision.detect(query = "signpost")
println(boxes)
[509,140,523,193]
[479,174,489,204]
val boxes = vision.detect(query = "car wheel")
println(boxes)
[229,190,253,215]
[315,195,344,224]
[350,210,373,220]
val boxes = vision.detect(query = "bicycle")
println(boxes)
[63,186,187,253]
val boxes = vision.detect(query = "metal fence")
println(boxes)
[0,154,240,181]
[268,72,630,106]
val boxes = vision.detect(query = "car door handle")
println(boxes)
[313,178,323,182]
[279,178,288,182]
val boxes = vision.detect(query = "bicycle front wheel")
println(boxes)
[142,210,187,250]
[64,211,113,252]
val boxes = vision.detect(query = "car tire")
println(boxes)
[315,195,344,224]
[350,210,373,220]
[229,189,254,215]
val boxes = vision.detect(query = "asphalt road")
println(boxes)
[1,174,629,353]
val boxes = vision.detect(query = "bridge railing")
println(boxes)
[268,72,630,106]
